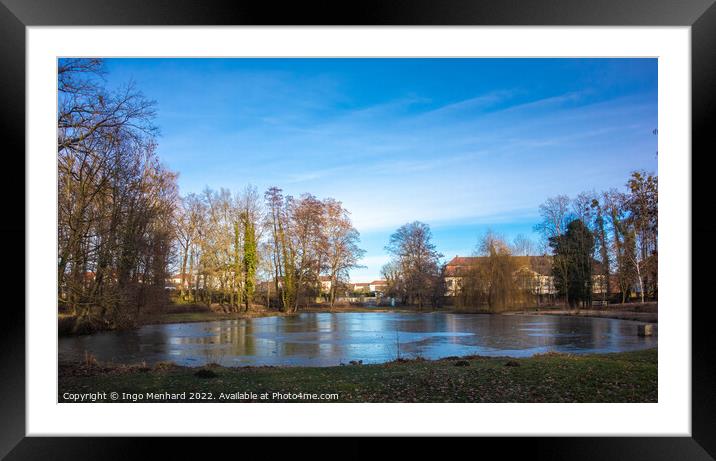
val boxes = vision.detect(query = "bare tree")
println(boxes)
[626,171,658,301]
[289,194,325,310]
[603,190,634,303]
[322,199,365,308]
[385,221,443,308]
[175,194,203,300]
[58,58,178,331]
[264,187,287,309]
[534,195,573,305]
[511,234,536,256]
[572,191,596,225]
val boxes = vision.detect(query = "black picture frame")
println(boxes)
[2,0,713,458]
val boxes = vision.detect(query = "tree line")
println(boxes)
[537,171,658,307]
[58,59,367,330]
[58,59,178,330]
[380,171,657,311]
[175,186,365,313]
[57,58,657,327]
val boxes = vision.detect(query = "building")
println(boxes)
[167,270,227,291]
[369,280,388,294]
[444,256,554,296]
[349,280,388,294]
[319,275,333,293]
[169,273,187,287]
[352,282,371,293]
[444,256,482,296]
[444,255,606,298]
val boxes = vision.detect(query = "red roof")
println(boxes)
[446,256,480,266]
[444,254,606,277]
[370,280,387,285]
[445,255,554,276]
[444,257,479,277]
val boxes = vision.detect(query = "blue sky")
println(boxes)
[103,58,658,282]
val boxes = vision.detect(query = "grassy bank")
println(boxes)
[58,348,657,403]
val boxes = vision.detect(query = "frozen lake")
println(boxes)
[58,312,658,367]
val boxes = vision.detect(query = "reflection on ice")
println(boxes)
[59,312,657,367]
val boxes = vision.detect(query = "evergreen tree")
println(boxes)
[242,211,257,311]
[549,219,595,308]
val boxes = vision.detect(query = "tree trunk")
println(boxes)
[205,275,212,309]
[180,243,189,299]
[635,265,644,304]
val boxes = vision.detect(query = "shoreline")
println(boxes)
[140,302,658,326]
[59,302,658,336]
[502,309,657,323]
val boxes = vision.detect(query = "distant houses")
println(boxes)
[166,270,390,302]
[168,273,186,287]
[314,276,386,297]
[369,280,388,293]
[168,271,218,290]
[163,252,641,309]
[319,275,333,293]
[352,282,370,293]
[350,280,388,295]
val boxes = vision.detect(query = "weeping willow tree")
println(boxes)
[477,233,519,312]
[453,233,522,312]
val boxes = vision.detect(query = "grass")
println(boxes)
[58,348,657,403]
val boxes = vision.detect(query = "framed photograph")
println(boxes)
[4,0,714,457]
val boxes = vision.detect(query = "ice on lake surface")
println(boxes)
[59,312,658,367]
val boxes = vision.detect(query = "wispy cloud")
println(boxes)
[420,89,517,117]
[128,58,657,279]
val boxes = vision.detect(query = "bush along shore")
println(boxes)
[58,348,657,403]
